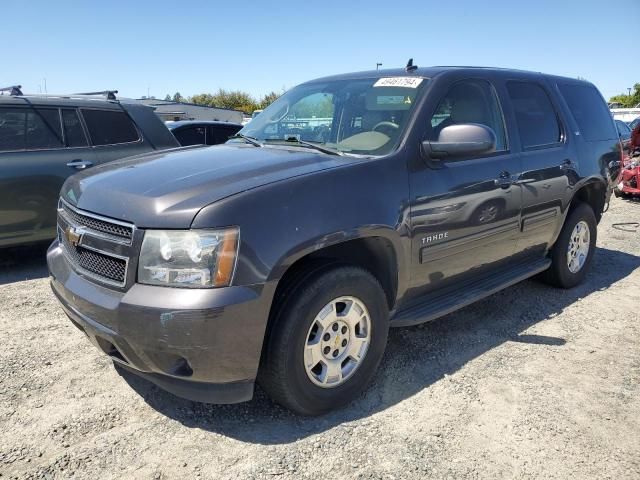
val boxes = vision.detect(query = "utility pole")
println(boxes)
[376,63,382,70]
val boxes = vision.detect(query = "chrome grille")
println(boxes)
[59,228,127,283]
[60,200,133,242]
[57,199,134,287]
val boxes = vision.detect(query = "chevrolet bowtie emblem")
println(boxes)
[65,226,84,247]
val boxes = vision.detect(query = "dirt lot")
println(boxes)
[1,197,639,480]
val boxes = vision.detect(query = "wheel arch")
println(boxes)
[268,230,406,313]
[570,177,608,222]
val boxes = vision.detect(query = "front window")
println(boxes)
[237,77,428,156]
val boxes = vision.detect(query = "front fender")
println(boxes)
[191,155,411,298]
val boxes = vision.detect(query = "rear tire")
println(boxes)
[540,202,597,288]
[259,266,389,415]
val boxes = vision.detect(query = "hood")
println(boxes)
[62,144,348,228]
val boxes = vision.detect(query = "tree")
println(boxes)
[609,83,640,108]
[172,92,184,103]
[164,94,171,101]
[190,88,258,113]
[258,91,282,109]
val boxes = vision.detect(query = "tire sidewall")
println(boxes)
[552,203,597,288]
[274,268,389,414]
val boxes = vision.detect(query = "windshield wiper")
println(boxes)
[282,137,344,156]
[229,133,262,147]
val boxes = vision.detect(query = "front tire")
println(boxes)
[541,202,597,288]
[259,266,389,415]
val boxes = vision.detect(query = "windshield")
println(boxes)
[237,77,428,156]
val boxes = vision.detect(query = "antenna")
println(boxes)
[0,85,23,96]
[405,58,418,72]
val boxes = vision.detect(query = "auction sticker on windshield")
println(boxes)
[374,77,423,88]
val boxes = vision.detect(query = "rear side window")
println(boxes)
[507,82,561,149]
[0,107,63,151]
[62,109,88,147]
[173,126,206,146]
[81,109,140,146]
[558,83,617,142]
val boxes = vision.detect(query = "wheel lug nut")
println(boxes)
[323,333,331,341]
[341,326,347,334]
[342,339,347,347]
[333,350,339,357]
[332,323,338,331]
[323,346,330,355]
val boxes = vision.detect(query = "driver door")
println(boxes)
[409,78,523,293]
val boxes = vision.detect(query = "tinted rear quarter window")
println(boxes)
[81,109,140,146]
[557,83,617,141]
[506,82,561,149]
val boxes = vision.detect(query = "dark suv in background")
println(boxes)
[167,120,243,147]
[0,88,179,247]
[48,67,619,415]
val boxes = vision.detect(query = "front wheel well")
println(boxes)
[271,237,399,315]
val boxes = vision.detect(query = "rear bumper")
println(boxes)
[47,240,273,404]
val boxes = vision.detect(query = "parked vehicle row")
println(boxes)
[0,89,247,248]
[46,66,619,414]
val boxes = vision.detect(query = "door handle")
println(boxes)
[559,159,575,171]
[494,171,513,189]
[66,159,93,170]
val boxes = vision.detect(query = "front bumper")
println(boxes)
[47,240,273,404]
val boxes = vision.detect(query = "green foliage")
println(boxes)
[163,88,285,113]
[609,83,640,108]
[258,91,282,109]
[290,93,333,118]
[164,94,171,101]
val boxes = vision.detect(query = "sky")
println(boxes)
[2,0,638,102]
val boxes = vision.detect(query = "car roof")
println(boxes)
[301,65,593,87]
[167,120,243,129]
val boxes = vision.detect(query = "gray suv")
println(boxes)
[0,87,179,247]
[47,67,618,414]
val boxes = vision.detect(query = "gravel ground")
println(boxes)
[1,196,639,480]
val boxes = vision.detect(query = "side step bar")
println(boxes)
[391,258,551,327]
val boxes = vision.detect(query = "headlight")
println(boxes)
[138,228,239,288]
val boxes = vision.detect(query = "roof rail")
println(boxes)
[0,85,23,96]
[73,90,118,100]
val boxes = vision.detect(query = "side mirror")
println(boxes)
[422,124,497,160]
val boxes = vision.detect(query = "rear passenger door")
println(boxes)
[504,80,575,257]
[0,106,96,245]
[80,108,150,162]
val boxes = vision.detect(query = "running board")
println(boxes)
[391,258,551,327]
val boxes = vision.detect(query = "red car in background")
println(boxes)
[614,150,640,198]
